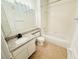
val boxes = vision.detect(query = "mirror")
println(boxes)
[1,0,37,37]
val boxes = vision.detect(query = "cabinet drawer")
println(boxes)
[12,43,28,57]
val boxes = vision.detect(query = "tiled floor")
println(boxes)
[29,42,67,59]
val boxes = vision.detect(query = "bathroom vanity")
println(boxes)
[7,28,41,59]
[11,39,35,59]
[1,0,40,59]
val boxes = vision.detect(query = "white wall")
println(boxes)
[2,0,37,37]
[70,20,78,59]
[1,6,12,37]
[35,0,42,28]
[47,0,76,41]
[41,0,48,33]
[41,0,77,48]
[1,30,12,59]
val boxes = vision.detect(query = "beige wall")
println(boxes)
[41,0,77,43]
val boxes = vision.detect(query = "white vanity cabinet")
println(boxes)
[27,39,36,57]
[12,39,36,59]
[7,29,40,59]
[13,49,28,59]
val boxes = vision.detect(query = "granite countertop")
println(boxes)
[7,34,36,52]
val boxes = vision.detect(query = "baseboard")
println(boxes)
[41,34,77,59]
[42,34,69,48]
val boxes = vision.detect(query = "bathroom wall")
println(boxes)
[41,0,48,33]
[2,0,37,37]
[48,0,76,43]
[70,20,78,59]
[35,0,78,58]
[1,6,12,37]
[41,0,77,48]
[35,0,42,28]
[1,30,12,59]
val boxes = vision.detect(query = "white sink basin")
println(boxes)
[15,37,29,44]
[8,34,35,51]
[15,35,35,44]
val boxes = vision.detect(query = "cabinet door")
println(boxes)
[27,39,36,57]
[14,49,28,59]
